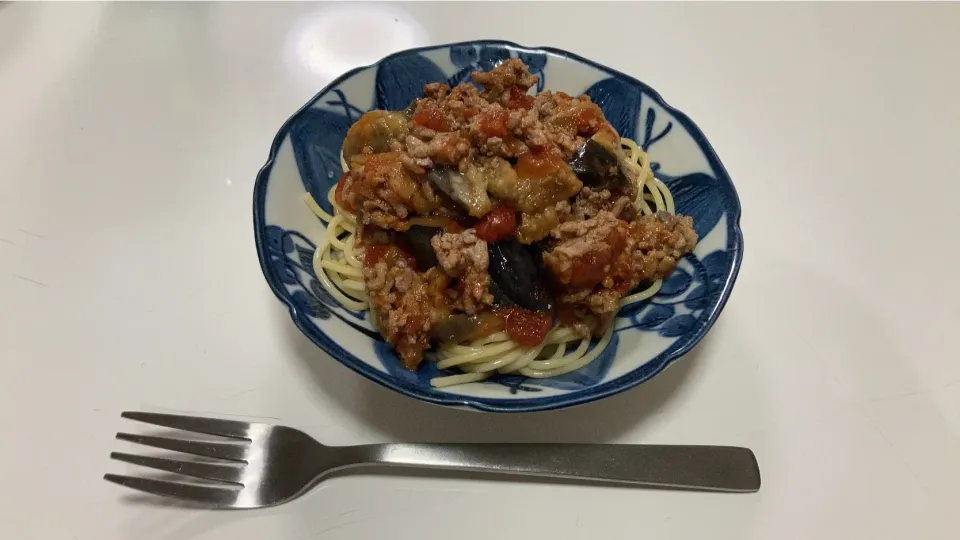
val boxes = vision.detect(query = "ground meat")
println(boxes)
[547,130,586,157]
[477,136,507,156]
[423,82,449,100]
[569,187,637,221]
[363,261,449,369]
[554,200,572,222]
[442,83,486,123]
[558,288,620,321]
[431,229,487,276]
[546,211,698,318]
[399,153,431,174]
[517,106,550,149]
[363,259,388,292]
[466,103,517,155]
[543,211,628,290]
[431,229,493,314]
[530,91,606,159]
[410,125,437,140]
[404,133,470,166]
[629,212,698,282]
[556,305,609,339]
[471,58,538,101]
[339,59,699,366]
[343,152,440,231]
[584,289,622,315]
[432,133,471,165]
[390,61,616,175]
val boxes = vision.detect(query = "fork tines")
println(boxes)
[105,412,254,505]
[120,411,253,439]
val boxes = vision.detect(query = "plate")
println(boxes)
[253,41,743,412]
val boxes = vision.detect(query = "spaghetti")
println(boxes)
[303,138,676,387]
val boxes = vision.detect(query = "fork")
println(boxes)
[105,412,761,508]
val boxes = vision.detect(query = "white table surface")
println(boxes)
[2,2,959,539]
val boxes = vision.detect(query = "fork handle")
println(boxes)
[353,443,760,492]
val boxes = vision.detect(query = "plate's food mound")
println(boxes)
[305,59,698,387]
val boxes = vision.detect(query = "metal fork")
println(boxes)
[105,412,761,508]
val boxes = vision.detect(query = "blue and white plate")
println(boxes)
[254,41,743,412]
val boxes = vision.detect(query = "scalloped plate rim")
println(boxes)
[253,40,744,413]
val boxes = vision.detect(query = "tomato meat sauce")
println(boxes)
[477,108,510,138]
[330,57,700,377]
[364,244,416,270]
[506,87,534,110]
[503,308,553,347]
[334,172,351,210]
[516,148,565,180]
[474,205,517,242]
[412,101,448,131]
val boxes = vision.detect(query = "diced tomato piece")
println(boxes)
[572,104,602,134]
[364,244,416,269]
[504,308,552,347]
[363,245,393,267]
[506,87,534,110]
[364,245,388,266]
[412,101,448,131]
[474,205,517,242]
[566,225,627,289]
[477,108,509,138]
[515,148,564,180]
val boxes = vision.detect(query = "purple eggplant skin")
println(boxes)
[488,279,516,309]
[426,166,492,217]
[568,139,630,190]
[430,314,486,343]
[487,240,554,313]
[404,225,441,269]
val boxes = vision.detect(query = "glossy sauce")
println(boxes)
[477,108,510,138]
[503,308,552,347]
[364,244,417,270]
[474,205,517,242]
[412,101,449,131]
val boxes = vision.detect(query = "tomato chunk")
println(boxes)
[566,225,627,289]
[515,148,564,180]
[477,108,509,138]
[412,101,448,131]
[474,205,517,242]
[572,105,602,133]
[504,308,552,347]
[506,87,534,110]
[364,244,416,270]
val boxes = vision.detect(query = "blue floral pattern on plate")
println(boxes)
[253,41,743,412]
